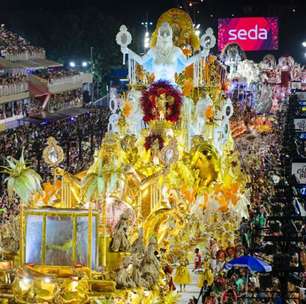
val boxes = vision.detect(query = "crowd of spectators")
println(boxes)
[27,89,83,116]
[47,89,83,112]
[192,261,285,304]
[0,99,29,120]
[188,92,306,304]
[33,68,79,83]
[0,73,28,97]
[0,108,110,223]
[0,24,45,61]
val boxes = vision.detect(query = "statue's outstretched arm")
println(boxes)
[185,49,209,67]
[121,47,150,66]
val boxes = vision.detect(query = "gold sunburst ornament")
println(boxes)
[150,8,200,52]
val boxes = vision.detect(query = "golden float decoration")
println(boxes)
[0,8,252,304]
[150,8,200,51]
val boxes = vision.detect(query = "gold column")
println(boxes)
[151,185,154,212]
[88,201,92,274]
[61,180,64,206]
[19,204,24,265]
[154,185,157,210]
[68,184,71,208]
[65,183,68,208]
[72,216,77,264]
[41,215,46,264]
[102,197,107,268]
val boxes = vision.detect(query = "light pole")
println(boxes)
[302,41,306,59]
[90,46,95,103]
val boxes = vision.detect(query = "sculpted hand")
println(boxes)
[121,46,129,54]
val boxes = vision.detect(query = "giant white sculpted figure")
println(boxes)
[120,22,210,84]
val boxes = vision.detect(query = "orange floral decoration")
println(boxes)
[42,181,61,204]
[183,78,193,97]
[33,181,61,205]
[217,195,228,212]
[122,100,133,117]
[213,176,240,210]
[223,184,239,206]
[205,105,214,121]
[184,65,193,79]
[181,186,195,203]
[182,47,192,57]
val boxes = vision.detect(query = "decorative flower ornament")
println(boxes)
[141,80,183,123]
[122,100,133,117]
[205,105,214,121]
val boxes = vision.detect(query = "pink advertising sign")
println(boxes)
[218,17,279,51]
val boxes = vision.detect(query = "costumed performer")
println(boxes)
[174,254,191,292]
[197,256,214,289]
[194,247,202,271]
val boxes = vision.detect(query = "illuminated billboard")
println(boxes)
[218,17,279,51]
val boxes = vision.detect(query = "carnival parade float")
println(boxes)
[0,8,303,304]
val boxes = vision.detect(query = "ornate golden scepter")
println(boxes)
[42,137,64,187]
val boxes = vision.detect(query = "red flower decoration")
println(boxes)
[141,80,183,123]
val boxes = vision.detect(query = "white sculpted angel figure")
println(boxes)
[120,22,209,84]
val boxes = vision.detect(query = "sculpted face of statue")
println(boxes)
[156,22,173,50]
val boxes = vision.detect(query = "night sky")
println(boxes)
[0,0,305,63]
